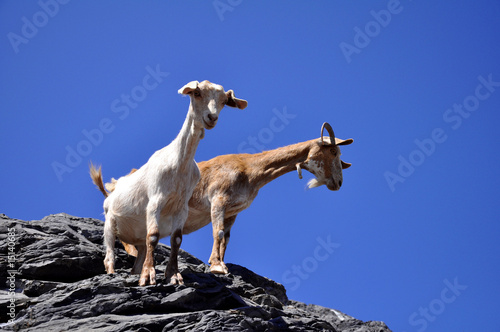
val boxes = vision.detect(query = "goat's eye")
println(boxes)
[194,90,201,97]
[330,148,337,156]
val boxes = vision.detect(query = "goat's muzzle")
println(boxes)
[326,178,342,191]
[203,115,217,129]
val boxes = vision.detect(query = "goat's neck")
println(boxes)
[247,140,314,189]
[169,106,203,168]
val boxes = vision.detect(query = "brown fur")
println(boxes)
[188,136,352,273]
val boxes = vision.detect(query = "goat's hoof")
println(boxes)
[104,260,115,274]
[168,272,184,285]
[139,276,156,286]
[105,266,115,274]
[210,264,229,274]
[138,268,156,286]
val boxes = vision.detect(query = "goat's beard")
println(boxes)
[307,178,324,189]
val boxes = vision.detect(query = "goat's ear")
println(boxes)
[341,160,352,169]
[178,81,199,95]
[335,138,354,146]
[225,90,248,109]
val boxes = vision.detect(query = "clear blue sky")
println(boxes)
[1,1,499,331]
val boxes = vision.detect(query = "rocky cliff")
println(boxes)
[0,213,391,331]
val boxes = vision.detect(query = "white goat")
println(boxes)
[90,80,247,286]
[95,123,352,275]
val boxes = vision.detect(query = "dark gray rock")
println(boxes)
[0,213,392,331]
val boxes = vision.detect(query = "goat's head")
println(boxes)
[296,122,353,191]
[178,80,247,130]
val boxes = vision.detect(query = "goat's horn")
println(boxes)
[320,122,336,146]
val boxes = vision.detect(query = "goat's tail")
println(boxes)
[121,241,138,257]
[89,162,109,198]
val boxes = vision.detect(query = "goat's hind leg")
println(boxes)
[131,244,146,275]
[103,214,117,274]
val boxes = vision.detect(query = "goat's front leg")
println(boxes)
[208,202,231,274]
[165,208,188,285]
[138,201,161,286]
[165,228,184,285]
[218,215,236,272]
